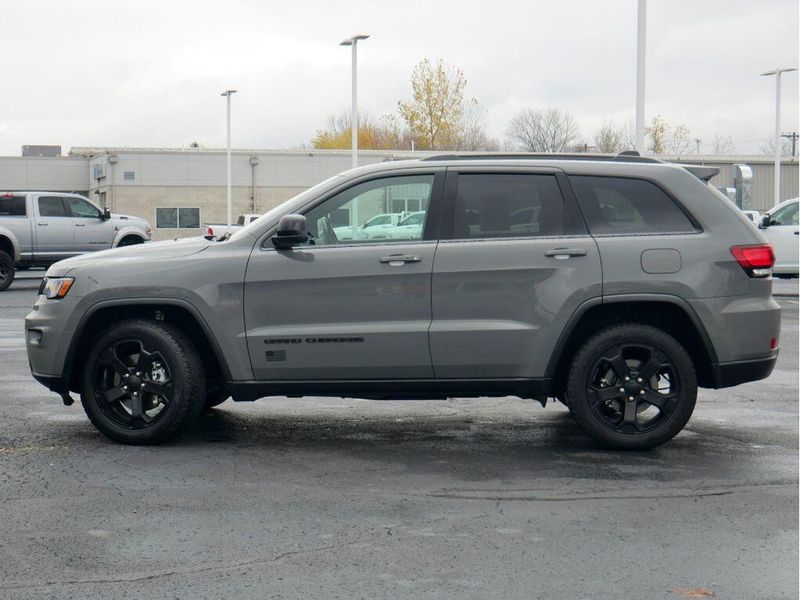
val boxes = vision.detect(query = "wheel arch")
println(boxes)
[66,299,231,393]
[112,227,147,247]
[546,295,718,395]
[0,228,20,262]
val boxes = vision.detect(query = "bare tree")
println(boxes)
[666,124,694,154]
[593,120,626,153]
[759,137,793,156]
[506,108,580,152]
[439,99,499,151]
[711,134,736,155]
[645,116,694,154]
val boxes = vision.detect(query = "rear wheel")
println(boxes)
[0,251,15,291]
[80,320,205,444]
[566,323,697,450]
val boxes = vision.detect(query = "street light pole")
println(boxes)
[761,68,797,207]
[340,34,369,169]
[221,89,237,228]
[634,0,647,154]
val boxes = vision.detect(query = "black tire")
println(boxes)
[117,236,143,247]
[203,382,230,410]
[80,319,205,444]
[566,323,697,450]
[0,251,15,292]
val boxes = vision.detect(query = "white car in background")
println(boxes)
[758,198,798,277]
[386,211,426,240]
[334,212,403,241]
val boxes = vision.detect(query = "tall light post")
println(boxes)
[221,89,237,228]
[340,34,369,169]
[761,68,797,207]
[634,0,647,153]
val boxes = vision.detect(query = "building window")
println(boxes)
[156,207,200,229]
[123,171,136,181]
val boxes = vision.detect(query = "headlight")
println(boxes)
[39,277,75,299]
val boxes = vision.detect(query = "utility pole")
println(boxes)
[761,68,797,206]
[220,89,237,229]
[634,0,647,153]
[781,132,799,157]
[695,138,702,154]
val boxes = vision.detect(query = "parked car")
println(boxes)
[385,211,426,240]
[204,213,260,239]
[758,198,799,277]
[0,192,151,291]
[27,153,780,449]
[334,212,404,241]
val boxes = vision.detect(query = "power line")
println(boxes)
[781,132,799,156]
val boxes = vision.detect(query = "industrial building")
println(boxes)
[0,147,797,241]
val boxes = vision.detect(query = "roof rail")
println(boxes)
[420,152,663,164]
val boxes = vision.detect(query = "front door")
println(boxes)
[34,196,74,257]
[64,196,114,251]
[430,169,602,379]
[244,172,444,380]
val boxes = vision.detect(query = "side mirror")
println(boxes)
[758,214,770,229]
[102,207,111,220]
[271,214,309,249]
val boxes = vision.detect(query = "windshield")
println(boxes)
[229,173,347,242]
[400,212,424,226]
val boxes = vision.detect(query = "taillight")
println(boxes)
[207,226,214,236]
[730,244,775,277]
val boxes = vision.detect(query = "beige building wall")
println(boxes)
[108,185,306,240]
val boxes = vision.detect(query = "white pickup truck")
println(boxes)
[203,214,260,239]
[0,192,151,291]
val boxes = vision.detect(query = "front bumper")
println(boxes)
[712,354,778,388]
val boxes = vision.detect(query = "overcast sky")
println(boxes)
[1,0,798,155]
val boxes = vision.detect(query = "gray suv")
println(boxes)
[25,154,781,449]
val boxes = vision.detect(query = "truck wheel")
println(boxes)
[0,251,15,291]
[566,323,697,450]
[80,320,205,444]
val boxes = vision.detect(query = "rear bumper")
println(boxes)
[712,354,778,389]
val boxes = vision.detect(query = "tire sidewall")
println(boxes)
[0,251,15,291]
[567,325,697,450]
[81,322,197,444]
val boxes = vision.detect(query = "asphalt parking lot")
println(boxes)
[0,272,797,600]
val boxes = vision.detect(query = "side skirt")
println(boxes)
[228,378,551,403]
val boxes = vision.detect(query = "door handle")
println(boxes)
[380,254,422,265]
[75,223,86,227]
[38,223,48,226]
[544,247,587,258]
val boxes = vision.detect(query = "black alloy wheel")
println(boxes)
[81,320,205,444]
[567,323,697,450]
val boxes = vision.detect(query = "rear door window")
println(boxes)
[0,195,26,216]
[38,196,68,217]
[451,173,565,239]
[570,176,697,235]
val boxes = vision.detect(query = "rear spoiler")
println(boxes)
[680,165,720,182]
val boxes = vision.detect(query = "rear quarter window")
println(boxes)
[0,195,26,216]
[570,176,697,235]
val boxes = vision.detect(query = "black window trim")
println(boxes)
[258,169,446,251]
[437,168,588,242]
[564,173,704,237]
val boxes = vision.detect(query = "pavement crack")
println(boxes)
[1,537,376,591]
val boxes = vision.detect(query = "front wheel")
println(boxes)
[80,320,206,444]
[0,251,15,291]
[566,324,697,450]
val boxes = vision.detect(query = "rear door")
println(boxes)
[244,171,444,380]
[429,168,602,379]
[64,196,114,251]
[34,196,74,257]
